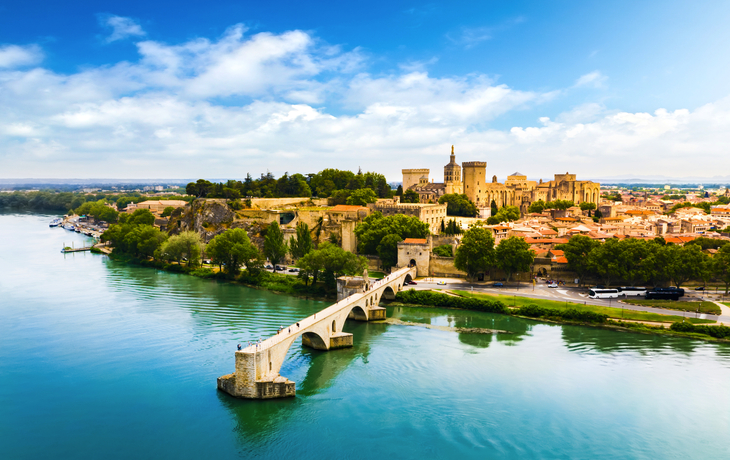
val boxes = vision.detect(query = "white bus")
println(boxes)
[588,288,620,299]
[618,287,647,297]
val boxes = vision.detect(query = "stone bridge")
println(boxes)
[217,266,417,399]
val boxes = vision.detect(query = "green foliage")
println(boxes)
[263,221,288,268]
[556,235,600,285]
[289,222,313,259]
[670,322,730,339]
[454,225,495,281]
[490,200,498,217]
[601,192,622,202]
[297,242,366,289]
[346,188,378,206]
[495,236,534,281]
[442,219,462,235]
[395,185,403,196]
[579,202,597,211]
[528,200,546,213]
[713,245,730,293]
[0,190,91,212]
[402,189,420,203]
[395,289,508,314]
[101,218,168,259]
[206,228,261,276]
[685,237,730,250]
[515,304,608,323]
[438,194,477,217]
[161,206,175,217]
[158,231,203,266]
[377,234,403,270]
[354,211,429,255]
[432,244,453,257]
[487,205,520,224]
[544,200,575,210]
[662,194,686,200]
[74,200,119,223]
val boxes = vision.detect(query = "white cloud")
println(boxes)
[575,70,607,88]
[0,44,43,68]
[100,15,146,43]
[1,25,729,181]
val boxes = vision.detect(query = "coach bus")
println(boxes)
[618,287,647,296]
[588,288,620,299]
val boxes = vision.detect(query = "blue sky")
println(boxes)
[2,1,730,180]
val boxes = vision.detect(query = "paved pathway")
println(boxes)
[412,280,730,324]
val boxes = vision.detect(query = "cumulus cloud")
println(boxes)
[0,24,729,180]
[100,15,146,43]
[0,44,43,68]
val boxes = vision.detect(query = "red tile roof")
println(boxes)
[552,256,569,264]
[403,238,428,244]
[330,205,366,212]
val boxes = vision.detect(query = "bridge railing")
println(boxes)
[241,267,414,353]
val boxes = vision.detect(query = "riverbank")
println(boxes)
[104,252,335,301]
[393,289,730,344]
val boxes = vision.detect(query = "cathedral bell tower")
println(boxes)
[443,145,463,195]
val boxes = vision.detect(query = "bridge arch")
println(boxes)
[301,331,328,349]
[404,273,413,284]
[381,285,396,300]
[346,305,369,321]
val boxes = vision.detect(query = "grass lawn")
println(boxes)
[624,299,721,315]
[368,271,386,279]
[452,290,715,325]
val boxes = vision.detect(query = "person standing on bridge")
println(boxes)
[237,343,241,351]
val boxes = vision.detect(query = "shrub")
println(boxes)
[515,304,608,323]
[670,322,730,339]
[395,290,508,314]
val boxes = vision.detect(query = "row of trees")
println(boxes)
[438,194,478,217]
[453,228,535,282]
[353,211,430,270]
[558,235,730,291]
[185,168,392,202]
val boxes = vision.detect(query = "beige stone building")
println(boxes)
[369,199,447,234]
[403,147,600,215]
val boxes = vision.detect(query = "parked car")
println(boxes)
[288,268,299,273]
[548,282,559,288]
[405,280,417,285]
[437,280,447,285]
[275,265,285,271]
[264,264,273,269]
[694,286,705,291]
[491,282,504,288]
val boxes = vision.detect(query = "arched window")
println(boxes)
[332,320,336,333]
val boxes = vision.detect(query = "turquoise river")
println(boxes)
[1,212,729,459]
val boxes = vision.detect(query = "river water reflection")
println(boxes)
[1,212,729,459]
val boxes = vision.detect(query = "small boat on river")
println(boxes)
[49,219,62,227]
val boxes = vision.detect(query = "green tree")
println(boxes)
[206,228,261,276]
[587,238,623,287]
[438,194,478,217]
[545,200,575,210]
[580,202,596,216]
[454,226,495,281]
[264,221,288,270]
[354,212,429,255]
[712,244,730,293]
[298,242,366,289]
[495,236,534,282]
[528,200,546,214]
[487,205,520,225]
[490,199,498,217]
[289,222,313,259]
[161,206,175,217]
[442,219,462,235]
[557,235,600,286]
[377,234,403,271]
[160,231,203,266]
[615,238,652,286]
[346,188,378,206]
[402,189,420,203]
[186,179,213,198]
[395,185,403,196]
[664,244,707,288]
